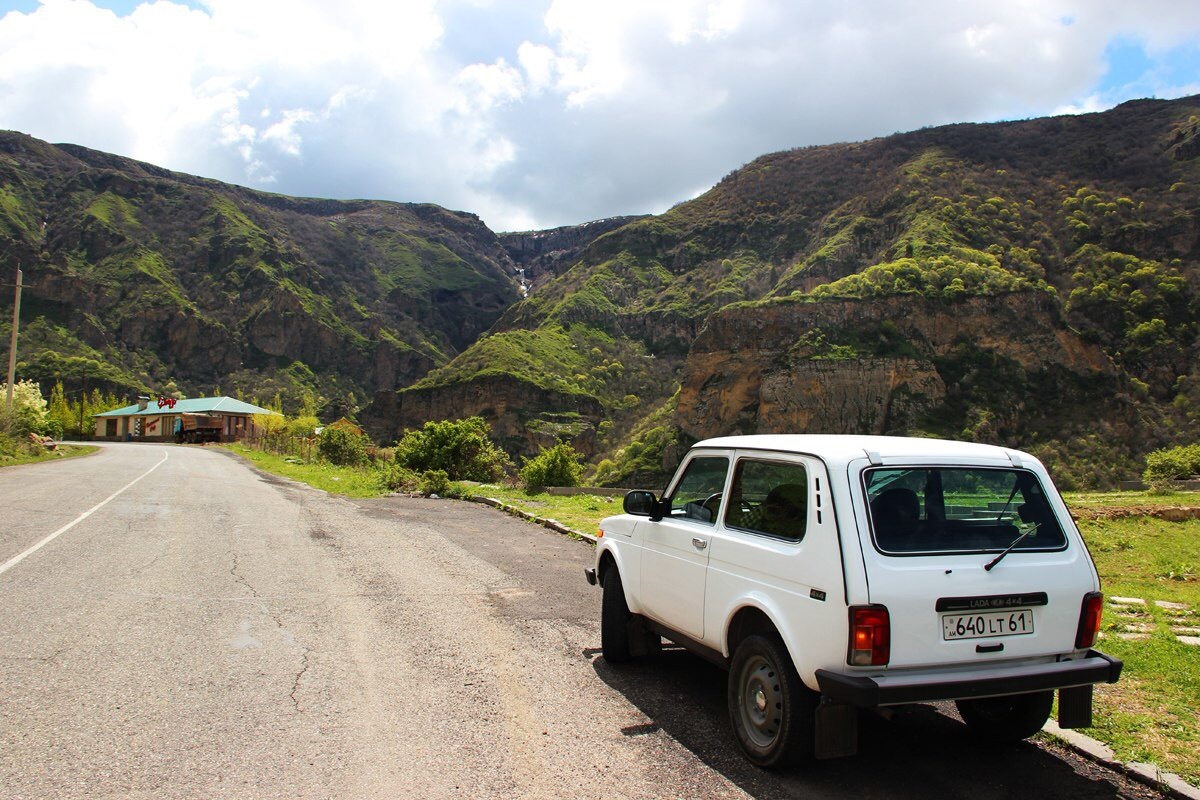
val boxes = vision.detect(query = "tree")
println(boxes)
[317,426,371,466]
[520,443,584,489]
[47,381,74,436]
[1,380,49,436]
[394,417,512,482]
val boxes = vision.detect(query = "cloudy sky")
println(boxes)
[1,0,1199,232]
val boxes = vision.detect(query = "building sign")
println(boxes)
[157,396,178,409]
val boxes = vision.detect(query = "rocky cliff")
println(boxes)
[677,292,1117,440]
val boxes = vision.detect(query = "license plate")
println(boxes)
[942,609,1034,640]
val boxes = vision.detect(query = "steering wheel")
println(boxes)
[701,492,723,518]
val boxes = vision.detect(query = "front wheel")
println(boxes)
[727,634,815,768]
[955,691,1053,742]
[600,568,633,663]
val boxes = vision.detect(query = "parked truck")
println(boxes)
[175,414,222,444]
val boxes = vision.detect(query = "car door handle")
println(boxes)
[692,537,708,550]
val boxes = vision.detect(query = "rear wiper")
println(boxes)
[984,523,1040,572]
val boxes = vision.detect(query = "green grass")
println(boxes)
[0,442,99,468]
[1075,513,1200,784]
[469,484,626,535]
[1064,489,1200,509]
[223,444,384,497]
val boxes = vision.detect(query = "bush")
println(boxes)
[317,426,370,466]
[520,443,584,489]
[0,432,38,461]
[0,380,48,436]
[376,460,419,492]
[1143,443,1200,490]
[394,417,512,482]
[286,415,320,438]
[418,469,451,496]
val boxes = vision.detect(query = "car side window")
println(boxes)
[666,456,729,524]
[724,459,808,541]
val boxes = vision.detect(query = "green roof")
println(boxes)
[95,396,279,418]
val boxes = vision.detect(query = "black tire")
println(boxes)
[727,634,815,768]
[600,568,633,663]
[955,691,1053,742]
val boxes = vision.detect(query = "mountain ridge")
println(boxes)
[3,95,1199,487]
[362,94,1200,487]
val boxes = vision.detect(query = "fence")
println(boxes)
[241,431,318,463]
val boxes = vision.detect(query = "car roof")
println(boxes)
[692,434,1034,471]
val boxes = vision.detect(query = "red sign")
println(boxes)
[157,396,177,409]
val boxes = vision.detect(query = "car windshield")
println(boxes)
[864,467,1067,555]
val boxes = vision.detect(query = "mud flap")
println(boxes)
[815,698,858,759]
[627,617,660,658]
[1058,684,1093,729]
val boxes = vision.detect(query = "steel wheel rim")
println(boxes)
[737,654,781,748]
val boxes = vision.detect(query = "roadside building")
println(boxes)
[93,396,278,442]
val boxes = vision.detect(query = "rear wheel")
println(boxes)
[600,568,633,663]
[955,691,1053,742]
[727,634,815,768]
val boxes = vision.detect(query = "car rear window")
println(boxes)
[864,467,1067,555]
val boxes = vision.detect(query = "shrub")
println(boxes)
[317,426,370,466]
[394,417,512,482]
[418,469,451,496]
[520,443,584,489]
[1143,443,1200,490]
[286,415,320,438]
[0,380,48,436]
[376,460,418,492]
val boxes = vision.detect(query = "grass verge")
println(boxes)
[223,444,385,498]
[1077,514,1200,785]
[0,442,99,468]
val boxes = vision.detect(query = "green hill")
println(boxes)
[365,96,1200,488]
[0,131,520,414]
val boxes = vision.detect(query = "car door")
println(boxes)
[638,453,730,639]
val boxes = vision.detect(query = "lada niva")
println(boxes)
[585,435,1122,767]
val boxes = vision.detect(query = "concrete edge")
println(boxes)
[1042,721,1200,798]
[467,494,1198,798]
[470,495,599,544]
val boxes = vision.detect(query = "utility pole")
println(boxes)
[5,261,21,414]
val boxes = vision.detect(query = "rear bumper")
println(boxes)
[815,650,1122,708]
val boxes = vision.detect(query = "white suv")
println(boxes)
[585,435,1122,767]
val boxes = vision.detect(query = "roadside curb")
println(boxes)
[470,496,599,544]
[1043,722,1200,800]
[468,494,1198,798]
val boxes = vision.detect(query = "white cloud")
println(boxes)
[0,0,1198,231]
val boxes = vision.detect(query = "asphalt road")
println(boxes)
[0,443,1171,799]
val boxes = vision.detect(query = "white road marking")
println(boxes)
[0,449,170,576]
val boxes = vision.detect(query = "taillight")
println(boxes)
[849,605,890,666]
[1076,591,1104,649]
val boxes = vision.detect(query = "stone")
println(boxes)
[1155,600,1189,610]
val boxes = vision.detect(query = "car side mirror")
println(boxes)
[624,490,666,521]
